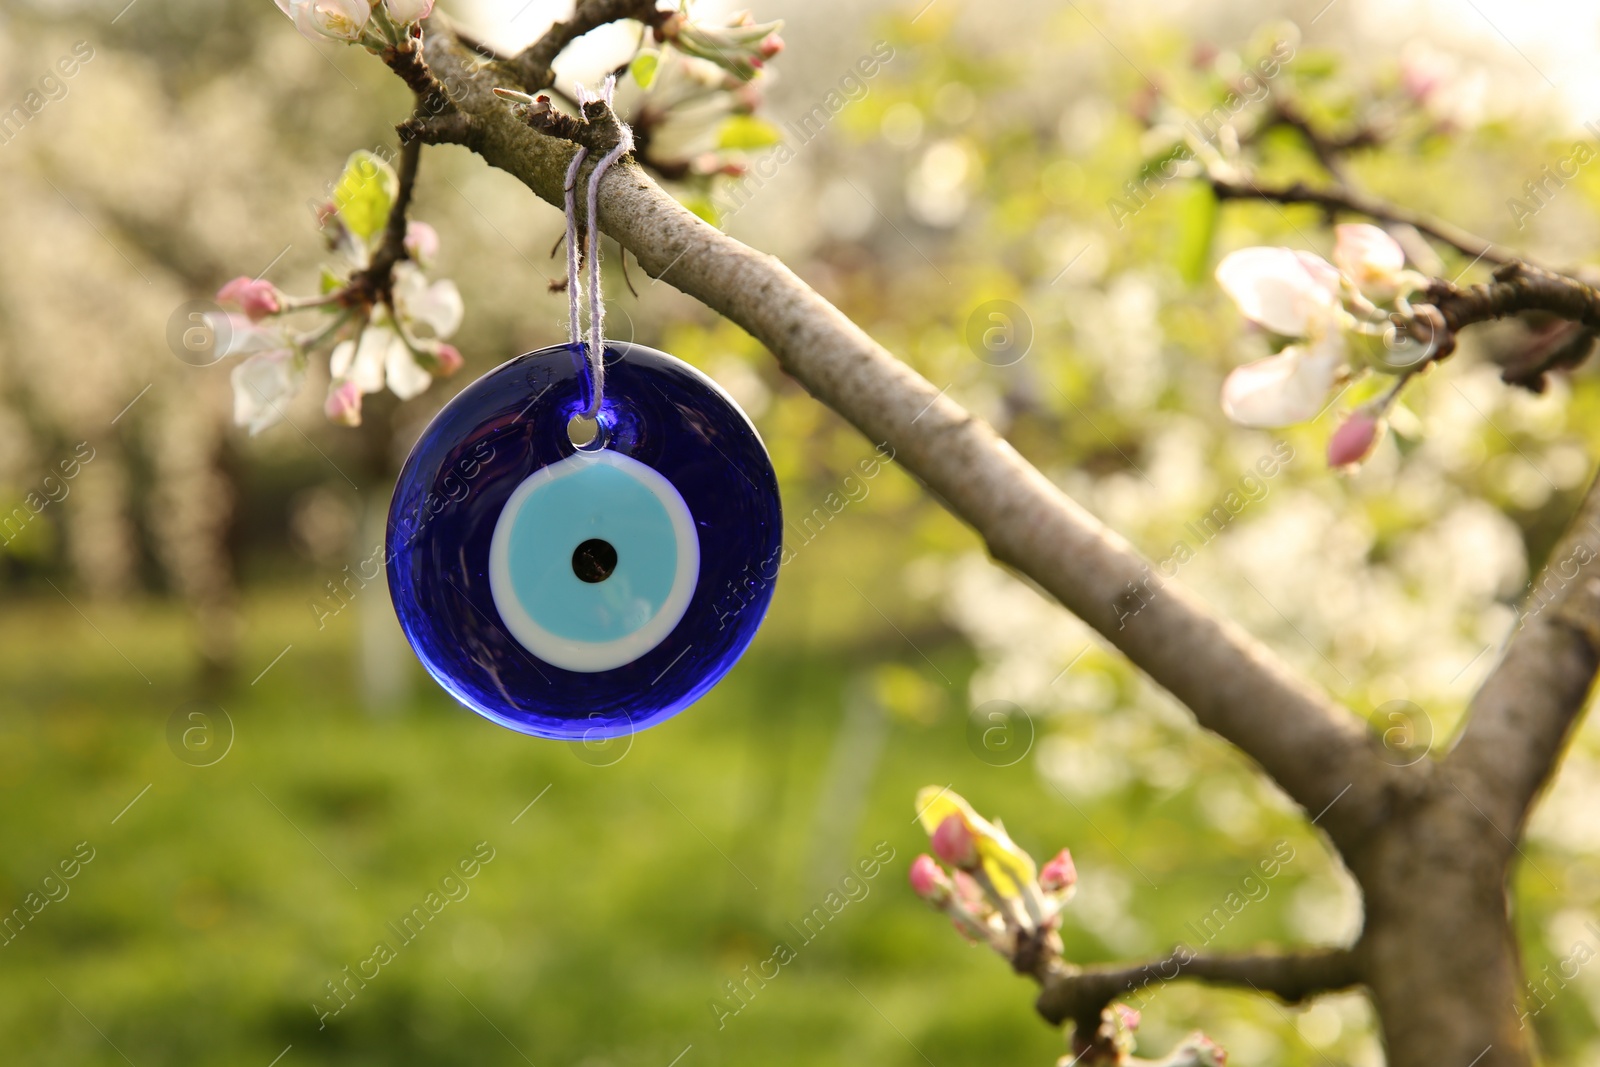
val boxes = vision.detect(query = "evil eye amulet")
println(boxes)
[387,342,783,740]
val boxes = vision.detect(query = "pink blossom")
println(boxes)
[908,854,951,902]
[951,869,986,909]
[1039,848,1077,894]
[1400,43,1449,104]
[1167,1033,1228,1067]
[324,379,364,426]
[384,0,435,22]
[1327,409,1383,468]
[404,220,439,266]
[758,32,785,58]
[931,813,979,868]
[433,343,463,376]
[216,276,281,321]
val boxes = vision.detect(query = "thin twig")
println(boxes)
[1253,97,1385,184]
[1034,947,1362,1033]
[508,0,671,94]
[1210,175,1512,267]
[384,24,453,121]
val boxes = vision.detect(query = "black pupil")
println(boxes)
[572,539,618,583]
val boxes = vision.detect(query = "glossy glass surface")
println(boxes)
[387,342,783,740]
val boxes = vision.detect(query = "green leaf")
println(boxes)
[319,267,345,294]
[332,150,398,245]
[1169,181,1218,286]
[682,194,721,227]
[631,52,659,89]
[716,115,783,151]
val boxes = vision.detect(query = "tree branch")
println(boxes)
[1035,946,1361,1031]
[506,0,668,94]
[1413,261,1600,381]
[1210,175,1511,267]
[408,28,1398,850]
[1450,467,1600,836]
[1254,97,1384,184]
[383,23,453,120]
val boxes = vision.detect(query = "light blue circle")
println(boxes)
[502,463,681,643]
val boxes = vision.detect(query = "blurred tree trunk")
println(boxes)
[147,386,239,685]
[65,439,139,601]
[1357,791,1533,1065]
[358,488,411,713]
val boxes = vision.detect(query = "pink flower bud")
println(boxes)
[216,276,281,321]
[758,32,785,58]
[1400,45,1447,105]
[1327,409,1383,468]
[654,12,686,43]
[1039,848,1077,894]
[432,343,463,376]
[404,220,440,266]
[908,854,951,902]
[733,83,764,113]
[951,869,985,908]
[384,0,434,22]
[1169,1033,1228,1067]
[931,814,979,868]
[324,379,363,426]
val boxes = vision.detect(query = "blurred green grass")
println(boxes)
[0,580,1358,1067]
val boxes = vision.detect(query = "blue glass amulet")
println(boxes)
[387,342,783,740]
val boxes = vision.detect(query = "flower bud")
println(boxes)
[1327,409,1382,468]
[431,343,463,376]
[1160,1032,1228,1067]
[908,854,951,903]
[384,0,435,22]
[1039,848,1077,894]
[663,13,786,81]
[733,83,764,113]
[216,276,281,321]
[1333,223,1407,301]
[404,220,440,267]
[931,814,979,869]
[324,379,363,426]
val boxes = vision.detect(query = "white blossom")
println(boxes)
[231,349,305,435]
[1333,224,1408,300]
[1215,246,1342,337]
[274,0,371,43]
[1220,333,1345,428]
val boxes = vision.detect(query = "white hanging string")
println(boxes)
[569,76,635,422]
[497,78,633,423]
